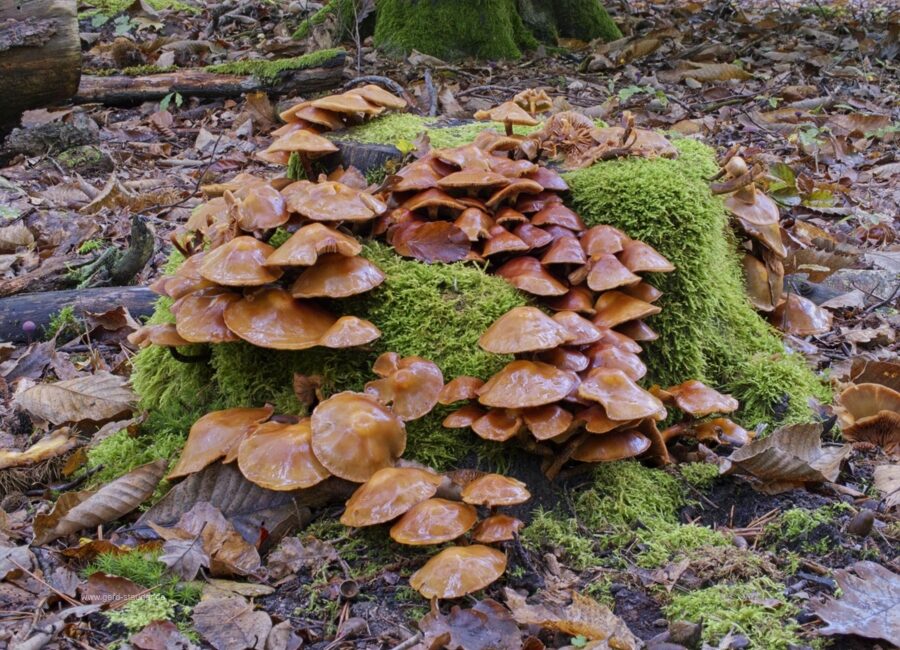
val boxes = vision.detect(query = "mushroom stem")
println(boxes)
[300,152,315,182]
[504,119,513,137]
[545,432,589,481]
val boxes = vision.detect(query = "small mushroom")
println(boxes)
[479,306,571,354]
[283,180,387,222]
[364,354,445,421]
[615,320,658,342]
[622,282,663,304]
[200,236,283,286]
[472,408,523,441]
[513,88,553,116]
[454,208,494,242]
[340,467,443,527]
[581,225,628,257]
[572,429,652,462]
[237,418,330,490]
[584,344,647,381]
[265,223,362,267]
[389,498,477,545]
[438,376,485,405]
[575,405,636,434]
[531,204,586,231]
[592,328,643,354]
[402,188,467,218]
[542,236,587,266]
[472,514,524,543]
[617,241,675,274]
[438,170,510,196]
[230,185,289,231]
[223,288,336,350]
[586,254,641,292]
[172,289,241,343]
[593,291,662,328]
[770,293,832,336]
[578,368,666,421]
[835,383,900,454]
[128,324,190,349]
[482,228,530,257]
[318,316,381,349]
[310,93,384,115]
[409,545,507,599]
[461,473,531,506]
[264,129,339,179]
[539,347,590,373]
[310,391,407,482]
[694,418,752,447]
[485,179,544,209]
[344,84,407,110]
[523,404,574,440]
[663,380,739,417]
[442,404,487,428]
[496,257,568,296]
[474,101,539,136]
[551,311,602,346]
[282,104,345,130]
[546,287,597,315]
[478,360,580,409]
[290,254,385,299]
[513,223,554,249]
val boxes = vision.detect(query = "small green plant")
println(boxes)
[763,504,851,553]
[45,306,81,340]
[680,462,721,490]
[85,550,202,607]
[78,239,105,255]
[104,593,178,632]
[159,92,183,112]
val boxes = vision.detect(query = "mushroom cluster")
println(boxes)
[712,151,832,336]
[834,368,900,457]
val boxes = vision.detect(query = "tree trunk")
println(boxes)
[0,0,81,127]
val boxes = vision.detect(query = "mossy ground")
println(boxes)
[204,48,345,83]
[564,138,829,427]
[78,0,197,18]
[292,0,361,40]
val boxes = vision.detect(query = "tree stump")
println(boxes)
[0,0,81,127]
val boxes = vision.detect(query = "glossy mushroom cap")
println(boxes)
[311,392,406,482]
[593,291,662,328]
[472,514,525,543]
[200,237,283,286]
[266,223,362,267]
[479,306,571,354]
[402,188,467,214]
[496,257,568,296]
[770,293,832,336]
[282,180,387,222]
[575,405,635,434]
[472,409,523,441]
[438,170,510,193]
[237,419,330,490]
[694,418,752,447]
[345,84,408,110]
[389,498,477,545]
[586,254,641,291]
[578,368,667,421]
[835,383,900,452]
[409,545,507,599]
[542,236,587,265]
[664,380,739,417]
[127,323,190,348]
[478,360,580,409]
[572,429,652,462]
[156,253,215,299]
[231,185,289,231]
[172,289,241,343]
[552,311,602,346]
[438,376,485,405]
[581,225,629,257]
[340,467,443,527]
[318,316,381,349]
[167,406,274,480]
[474,101,540,127]
[290,254,385,299]
[443,404,487,428]
[311,93,384,115]
[461,473,531,506]
[523,404,574,440]
[223,288,336,350]
[283,104,345,130]
[265,128,339,156]
[617,241,675,273]
[364,354,445,421]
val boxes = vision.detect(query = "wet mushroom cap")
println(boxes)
[471,515,525,543]
[461,473,531,506]
[438,376,485,405]
[172,289,241,344]
[409,545,507,599]
[437,170,510,192]
[200,236,283,286]
[265,223,362,267]
[311,392,406,482]
[836,383,900,428]
[578,367,667,421]
[585,344,647,381]
[572,429,652,462]
[586,254,641,292]
[664,380,739,416]
[237,419,331,491]
[593,291,662,328]
[771,293,832,336]
[442,404,487,428]
[617,241,675,273]
[340,467,443,527]
[477,360,580,409]
[479,306,571,354]
[284,104,345,130]
[695,418,751,447]
[345,84,408,110]
[552,311,602,346]
[364,356,445,421]
[523,404,574,440]
[496,257,568,296]
[233,185,290,231]
[389,498,477,545]
[127,323,190,348]
[265,129,339,156]
[474,101,540,127]
[282,180,387,222]
[166,406,274,480]
[575,405,636,435]
[471,409,523,442]
[581,225,628,257]
[402,188,467,213]
[290,254,385,299]
[223,288,336,350]
[318,316,381,349]
[311,92,384,115]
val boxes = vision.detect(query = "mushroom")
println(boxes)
[282,104,345,131]
[617,241,675,274]
[495,257,568,296]
[454,208,494,242]
[581,225,628,257]
[586,254,641,292]
[485,179,544,210]
[318,316,381,349]
[389,162,442,193]
[474,101,539,137]
[546,287,597,315]
[128,324,190,349]
[154,252,215,299]
[236,418,330,490]
[409,545,507,599]
[389,498,477,545]
[472,514,524,543]
[742,254,781,312]
[540,347,589,373]
[615,320,658,342]
[290,254,385,299]
[572,429,652,463]
[310,391,406,482]
[513,88,553,116]
[542,236,587,266]
[584,344,647,381]
[592,328,643,354]
[513,223,554,250]
[770,293,832,336]
[438,170,510,196]
[438,376,485,405]
[167,406,274,480]
[531,204,586,231]
[482,228,530,257]
[593,291,662,328]
[578,368,667,421]
[345,84,408,110]
[340,467,443,527]
[282,180,387,222]
[364,354,445,421]
[460,473,531,506]
[663,380,739,417]
[442,404,486,428]
[471,408,523,441]
[694,418,752,447]
[223,288,336,350]
[522,404,574,440]
[264,129,339,180]
[622,282,663,304]
[172,289,241,343]
[402,188,467,218]
[200,236,283,286]
[575,405,637,434]
[478,360,580,409]
[479,306,571,355]
[834,383,900,455]
[230,185,290,232]
[551,311,602,346]
[265,223,362,267]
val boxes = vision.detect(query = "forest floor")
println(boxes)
[0,1,898,649]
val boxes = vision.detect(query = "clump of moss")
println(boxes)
[121,64,178,76]
[104,593,178,633]
[205,48,345,83]
[680,462,721,490]
[665,577,803,649]
[551,0,621,42]
[763,504,851,554]
[373,0,538,60]
[564,139,829,427]
[78,239,105,255]
[85,550,201,607]
[79,0,196,18]
[46,306,81,340]
[84,428,186,492]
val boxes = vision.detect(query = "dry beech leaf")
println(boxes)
[158,537,210,581]
[203,578,275,599]
[266,536,338,580]
[722,423,850,494]
[15,371,136,425]
[79,572,144,606]
[0,223,35,253]
[665,60,753,83]
[813,561,900,644]
[419,598,522,650]
[504,588,640,649]
[130,620,193,650]
[0,428,79,470]
[192,596,272,650]
[874,465,900,509]
[1,545,37,580]
[32,459,166,545]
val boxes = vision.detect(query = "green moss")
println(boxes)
[564,139,828,427]
[46,306,81,340]
[292,0,360,40]
[85,550,202,607]
[634,523,729,568]
[84,428,186,491]
[79,0,196,17]
[205,48,345,83]
[121,64,178,76]
[763,504,851,552]
[551,0,622,42]
[104,593,178,632]
[373,0,538,60]
[78,239,105,255]
[679,462,721,490]
[665,577,803,649]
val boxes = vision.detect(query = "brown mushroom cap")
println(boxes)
[485,179,544,209]
[310,391,406,482]
[586,254,642,292]
[546,287,597,315]
[514,223,554,250]
[592,328,642,354]
[237,419,330,491]
[454,208,494,242]
[615,320,658,342]
[496,257,568,296]
[516,190,563,214]
[581,225,628,257]
[200,237,283,286]
[540,347,589,373]
[340,467,443,527]
[664,380,739,416]
[472,408,523,441]
[157,253,215,299]
[617,241,675,273]
[318,316,381,349]
[265,129,339,156]
[742,254,780,312]
[438,170,510,193]
[593,291,662,328]
[443,404,487,428]
[739,219,787,258]
[474,101,540,127]
[345,84,407,109]
[572,429,652,462]
[552,311,602,346]
[290,254,385,299]
[531,204,586,231]
[482,228,530,257]
[489,156,538,177]
[438,376,485,405]
[837,383,900,425]
[167,406,274,480]
[402,188,467,214]
[223,288,336,350]
[585,344,647,381]
[578,368,667,421]
[523,404,574,440]
[172,289,241,344]
[526,166,569,191]
[389,498,477,545]
[725,190,780,227]
[478,360,580,409]
[266,223,362,267]
[542,236,587,266]
[461,473,531,506]
[232,185,290,231]
[128,323,191,348]
[284,180,388,223]
[575,405,637,434]
[310,93,384,115]
[364,355,445,421]
[770,293,832,336]
[472,514,525,543]
[479,306,571,354]
[694,418,751,447]
[622,282,663,304]
[285,104,345,130]
[409,545,507,599]
[390,162,442,193]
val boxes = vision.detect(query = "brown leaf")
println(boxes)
[874,465,900,510]
[15,371,136,425]
[813,561,899,644]
[0,545,37,580]
[193,596,272,650]
[0,223,35,253]
[419,598,522,650]
[0,428,79,470]
[130,620,193,650]
[158,536,210,581]
[665,60,753,83]
[392,221,471,263]
[723,423,850,493]
[32,459,166,545]
[266,536,338,580]
[79,572,144,606]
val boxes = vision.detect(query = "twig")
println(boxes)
[390,632,423,650]
[10,560,81,607]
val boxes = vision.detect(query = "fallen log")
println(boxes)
[74,50,347,106]
[0,0,81,127]
[0,286,157,342]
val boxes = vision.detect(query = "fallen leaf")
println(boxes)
[722,423,850,493]
[203,578,275,599]
[79,572,144,606]
[193,596,272,650]
[849,359,900,392]
[0,545,37,580]
[874,465,900,509]
[813,561,899,645]
[419,598,522,650]
[15,371,136,425]
[0,428,79,470]
[0,223,35,253]
[158,536,210,581]
[130,619,193,650]
[32,459,166,545]
[266,536,338,580]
